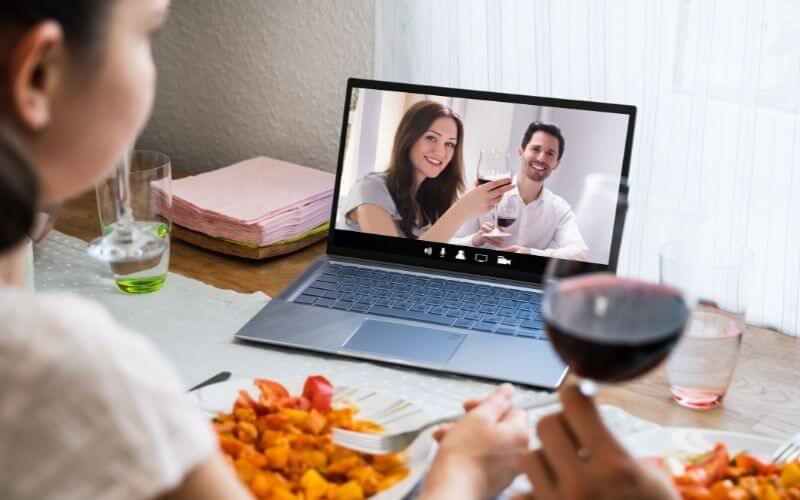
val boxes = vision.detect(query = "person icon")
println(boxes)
[456,250,466,260]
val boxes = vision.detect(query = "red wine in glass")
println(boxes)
[541,274,688,383]
[496,217,516,228]
[477,174,508,185]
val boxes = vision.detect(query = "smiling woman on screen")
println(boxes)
[342,100,513,243]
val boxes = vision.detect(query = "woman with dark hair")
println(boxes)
[0,2,536,500]
[342,100,513,241]
[0,1,251,499]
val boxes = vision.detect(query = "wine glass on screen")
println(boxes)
[476,149,513,237]
[540,176,689,395]
[87,149,167,264]
[495,194,520,235]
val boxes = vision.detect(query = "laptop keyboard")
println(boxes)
[294,263,548,340]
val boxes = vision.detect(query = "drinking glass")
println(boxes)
[660,239,753,408]
[95,150,172,293]
[541,177,689,395]
[476,149,513,237]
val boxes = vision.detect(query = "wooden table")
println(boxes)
[56,187,800,439]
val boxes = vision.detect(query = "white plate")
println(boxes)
[623,427,781,460]
[186,378,435,500]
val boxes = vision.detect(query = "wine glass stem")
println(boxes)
[579,379,598,397]
[492,206,499,230]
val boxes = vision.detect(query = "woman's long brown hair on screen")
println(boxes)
[384,101,465,238]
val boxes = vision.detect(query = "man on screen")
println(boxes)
[452,122,589,260]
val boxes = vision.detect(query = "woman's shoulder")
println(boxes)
[0,288,186,410]
[344,171,398,217]
[0,288,215,499]
[0,288,158,369]
[355,171,390,191]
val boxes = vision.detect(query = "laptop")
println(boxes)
[235,79,636,389]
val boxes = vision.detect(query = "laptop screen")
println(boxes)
[328,79,636,283]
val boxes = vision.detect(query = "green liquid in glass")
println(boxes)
[111,221,170,294]
[116,275,167,294]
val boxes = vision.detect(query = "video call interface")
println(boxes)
[334,87,632,271]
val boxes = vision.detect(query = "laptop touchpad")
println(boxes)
[341,319,465,365]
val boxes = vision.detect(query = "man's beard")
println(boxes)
[522,163,551,182]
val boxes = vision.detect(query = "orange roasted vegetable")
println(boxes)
[668,443,800,500]
[213,376,409,499]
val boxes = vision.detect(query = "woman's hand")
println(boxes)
[454,178,514,220]
[420,384,530,500]
[472,222,507,247]
[514,386,679,500]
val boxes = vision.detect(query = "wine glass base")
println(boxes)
[484,229,511,237]
[670,386,725,409]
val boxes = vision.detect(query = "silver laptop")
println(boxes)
[235,79,636,389]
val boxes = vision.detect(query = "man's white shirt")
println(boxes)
[451,186,589,260]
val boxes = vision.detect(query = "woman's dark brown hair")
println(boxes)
[384,101,465,238]
[0,129,37,252]
[0,1,113,251]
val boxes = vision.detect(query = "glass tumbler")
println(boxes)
[95,150,172,293]
[660,238,753,409]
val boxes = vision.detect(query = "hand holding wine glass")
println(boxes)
[517,386,680,500]
[454,177,513,220]
[472,221,507,247]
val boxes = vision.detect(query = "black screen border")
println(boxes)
[327,78,636,285]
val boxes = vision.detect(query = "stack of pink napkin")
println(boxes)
[162,157,334,246]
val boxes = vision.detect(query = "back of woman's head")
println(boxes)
[0,1,114,252]
[1,1,111,56]
[0,128,37,252]
[385,101,465,238]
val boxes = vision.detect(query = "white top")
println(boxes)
[0,286,216,500]
[452,186,589,260]
[339,172,430,238]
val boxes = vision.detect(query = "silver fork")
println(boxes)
[772,433,800,465]
[332,392,559,455]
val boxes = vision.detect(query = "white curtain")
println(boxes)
[376,0,800,336]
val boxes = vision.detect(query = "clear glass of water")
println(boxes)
[659,239,753,409]
[96,150,172,293]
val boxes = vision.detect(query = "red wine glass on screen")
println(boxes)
[495,194,520,235]
[476,149,513,237]
[540,177,689,395]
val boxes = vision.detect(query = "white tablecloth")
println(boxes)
[34,230,659,496]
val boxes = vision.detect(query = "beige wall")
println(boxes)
[138,0,375,174]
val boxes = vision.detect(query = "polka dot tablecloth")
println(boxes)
[34,230,660,498]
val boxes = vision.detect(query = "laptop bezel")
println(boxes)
[326,78,636,284]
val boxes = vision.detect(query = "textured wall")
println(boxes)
[138,0,375,174]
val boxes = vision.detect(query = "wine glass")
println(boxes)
[540,176,689,395]
[476,149,513,237]
[87,149,168,265]
[495,194,520,236]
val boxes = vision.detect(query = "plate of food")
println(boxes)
[186,375,435,500]
[623,427,800,498]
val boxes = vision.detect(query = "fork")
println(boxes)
[332,392,559,455]
[187,371,231,392]
[772,433,800,466]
